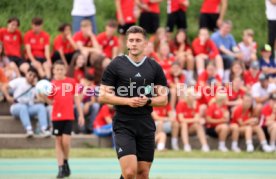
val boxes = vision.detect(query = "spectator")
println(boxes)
[199,0,228,31]
[1,67,50,137]
[93,104,114,137]
[115,0,137,53]
[67,52,87,83]
[226,76,245,111]
[97,20,119,59]
[150,27,168,52]
[261,93,276,151]
[71,0,97,34]
[157,42,176,74]
[265,0,276,53]
[166,0,189,34]
[73,19,101,64]
[0,67,8,102]
[192,28,223,79]
[137,0,163,34]
[176,87,210,152]
[206,92,230,152]
[169,29,194,81]
[52,23,77,68]
[243,61,261,88]
[231,94,272,152]
[238,29,257,67]
[259,44,276,79]
[229,61,244,82]
[211,20,242,82]
[24,17,51,79]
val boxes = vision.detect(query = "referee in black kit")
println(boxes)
[99,26,168,179]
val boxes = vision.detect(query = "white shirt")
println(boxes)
[251,82,276,98]
[266,0,276,20]
[9,77,35,104]
[71,0,96,16]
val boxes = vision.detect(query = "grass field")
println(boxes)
[0,149,276,179]
[0,0,268,46]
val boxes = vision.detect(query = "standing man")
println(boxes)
[99,26,168,179]
[199,0,228,31]
[266,0,276,55]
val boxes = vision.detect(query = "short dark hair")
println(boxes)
[7,17,20,27]
[106,19,118,28]
[54,60,65,66]
[126,26,147,39]
[58,23,71,32]
[27,66,39,77]
[32,17,43,26]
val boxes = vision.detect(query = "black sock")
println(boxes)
[120,174,124,179]
[64,159,68,165]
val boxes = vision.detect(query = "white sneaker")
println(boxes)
[40,130,51,138]
[201,145,210,152]
[218,146,229,152]
[246,144,254,152]
[270,145,276,151]
[262,145,273,153]
[26,130,34,138]
[184,144,192,152]
[231,146,241,153]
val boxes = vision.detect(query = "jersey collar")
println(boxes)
[125,55,147,67]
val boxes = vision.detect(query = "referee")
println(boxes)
[99,26,168,179]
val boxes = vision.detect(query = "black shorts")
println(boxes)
[7,56,24,67]
[52,120,73,136]
[139,12,159,34]
[52,51,75,64]
[166,11,187,32]
[113,114,156,162]
[118,23,136,35]
[262,126,270,141]
[199,13,219,32]
[35,57,47,64]
[205,127,218,138]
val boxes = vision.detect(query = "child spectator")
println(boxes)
[150,27,169,52]
[259,44,276,79]
[0,67,8,101]
[229,61,244,82]
[243,61,261,88]
[67,52,87,83]
[157,42,176,74]
[93,104,114,137]
[192,28,223,78]
[52,23,77,68]
[238,29,257,67]
[226,76,245,111]
[24,17,51,79]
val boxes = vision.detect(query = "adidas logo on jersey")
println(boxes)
[118,148,123,153]
[135,73,141,77]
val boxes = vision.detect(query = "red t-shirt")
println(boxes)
[197,70,222,86]
[243,70,260,87]
[50,77,76,121]
[153,104,172,117]
[167,0,187,13]
[231,105,252,124]
[166,72,185,86]
[116,0,136,24]
[176,100,199,119]
[74,68,85,83]
[93,105,114,128]
[226,86,245,101]
[156,55,176,74]
[142,0,160,14]
[201,0,221,14]
[97,32,119,59]
[0,28,22,58]
[53,34,74,54]
[73,31,94,47]
[24,30,50,58]
[192,38,219,60]
[261,104,275,126]
[206,103,227,128]
[169,41,191,55]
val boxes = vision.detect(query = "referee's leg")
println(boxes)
[119,155,138,179]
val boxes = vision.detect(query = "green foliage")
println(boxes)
[0,0,267,47]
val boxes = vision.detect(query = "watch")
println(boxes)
[146,98,152,106]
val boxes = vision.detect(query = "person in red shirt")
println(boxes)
[73,19,101,63]
[243,61,261,88]
[206,92,230,152]
[199,0,228,31]
[93,104,114,136]
[231,94,272,152]
[97,20,119,59]
[177,87,210,152]
[157,42,176,74]
[67,52,87,83]
[137,0,162,34]
[24,17,51,79]
[226,76,245,111]
[149,27,169,52]
[169,29,194,81]
[52,23,77,68]
[115,0,137,53]
[166,0,189,33]
[192,28,223,78]
[48,60,84,178]
[261,93,276,151]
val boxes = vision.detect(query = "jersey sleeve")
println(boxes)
[24,32,30,45]
[154,63,167,86]
[101,59,118,86]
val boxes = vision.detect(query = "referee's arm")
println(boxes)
[149,85,168,107]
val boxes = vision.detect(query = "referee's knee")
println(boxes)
[137,168,150,179]
[123,168,136,179]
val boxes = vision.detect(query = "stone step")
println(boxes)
[0,116,30,134]
[0,134,112,149]
[0,102,10,116]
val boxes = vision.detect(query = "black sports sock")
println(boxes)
[120,174,124,179]
[64,159,68,164]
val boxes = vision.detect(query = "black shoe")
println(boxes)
[63,162,71,177]
[56,166,65,178]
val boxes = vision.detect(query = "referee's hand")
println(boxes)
[127,96,147,108]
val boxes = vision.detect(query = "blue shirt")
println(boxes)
[259,57,276,78]
[211,31,237,53]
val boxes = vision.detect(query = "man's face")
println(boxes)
[7,21,18,33]
[26,71,37,84]
[127,33,147,57]
[221,24,232,35]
